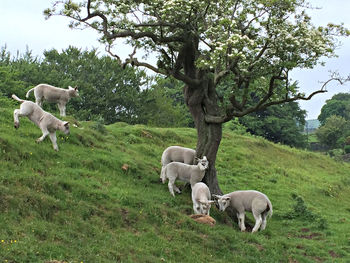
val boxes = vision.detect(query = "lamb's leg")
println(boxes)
[14,105,31,129]
[260,212,268,231]
[36,127,49,143]
[35,98,43,107]
[49,132,59,151]
[168,177,176,197]
[58,103,66,117]
[160,166,166,183]
[173,184,181,194]
[252,212,263,233]
[237,212,246,232]
[13,109,21,129]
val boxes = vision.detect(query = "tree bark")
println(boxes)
[184,77,223,196]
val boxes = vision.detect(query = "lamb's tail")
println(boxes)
[266,198,273,218]
[25,88,34,98]
[12,94,25,103]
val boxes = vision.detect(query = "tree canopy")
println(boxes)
[239,101,307,148]
[46,0,349,122]
[316,115,350,150]
[46,0,350,194]
[318,92,350,125]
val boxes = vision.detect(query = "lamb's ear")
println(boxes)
[208,200,215,204]
[68,86,73,90]
[74,86,78,91]
[63,121,69,127]
[224,196,231,201]
[195,157,200,161]
[212,194,221,199]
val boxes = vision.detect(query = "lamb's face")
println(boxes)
[198,156,209,170]
[198,201,214,215]
[60,121,70,135]
[216,196,231,211]
[69,86,79,97]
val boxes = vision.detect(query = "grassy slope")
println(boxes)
[1,97,350,263]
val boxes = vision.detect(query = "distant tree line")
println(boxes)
[0,46,192,127]
[316,93,350,153]
[0,46,307,148]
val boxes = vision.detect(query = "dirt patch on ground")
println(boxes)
[298,228,322,240]
[329,250,340,258]
[190,214,216,226]
[299,233,322,239]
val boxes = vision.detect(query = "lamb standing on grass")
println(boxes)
[213,190,273,233]
[26,83,79,116]
[12,94,70,151]
[191,182,214,215]
[163,156,209,197]
[160,146,196,182]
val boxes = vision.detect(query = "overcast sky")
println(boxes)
[1,0,350,120]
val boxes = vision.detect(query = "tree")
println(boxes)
[139,77,193,127]
[239,101,307,148]
[318,93,350,125]
[41,47,147,124]
[315,115,350,149]
[47,0,349,195]
[0,46,41,98]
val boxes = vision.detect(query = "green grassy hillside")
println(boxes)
[1,97,350,263]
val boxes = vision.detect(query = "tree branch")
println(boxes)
[205,73,350,124]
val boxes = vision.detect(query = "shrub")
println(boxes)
[344,145,350,154]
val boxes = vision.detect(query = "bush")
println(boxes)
[344,145,350,154]
[223,118,247,135]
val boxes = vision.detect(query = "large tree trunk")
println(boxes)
[184,77,223,195]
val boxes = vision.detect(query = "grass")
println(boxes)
[1,96,350,262]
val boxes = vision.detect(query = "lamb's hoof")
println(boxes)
[36,139,41,144]
[14,123,19,129]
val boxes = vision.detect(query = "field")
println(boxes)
[1,97,350,262]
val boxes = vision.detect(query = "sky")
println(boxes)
[1,0,350,120]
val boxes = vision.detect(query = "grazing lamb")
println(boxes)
[191,182,214,215]
[12,94,70,151]
[163,156,209,197]
[160,146,196,182]
[213,190,273,233]
[26,83,79,116]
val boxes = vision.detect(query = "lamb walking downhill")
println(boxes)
[12,94,70,151]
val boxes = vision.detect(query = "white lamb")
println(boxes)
[213,190,273,233]
[160,146,196,183]
[191,182,214,215]
[163,156,209,197]
[26,83,79,116]
[12,94,70,151]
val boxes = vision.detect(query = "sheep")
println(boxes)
[12,94,70,151]
[160,146,196,183]
[191,182,214,215]
[163,156,209,197]
[26,83,79,116]
[213,190,273,233]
